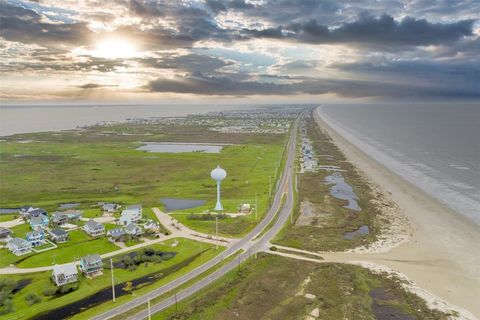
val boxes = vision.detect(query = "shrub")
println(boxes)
[25,293,41,305]
[269,246,278,251]
[0,298,13,315]
[42,286,57,296]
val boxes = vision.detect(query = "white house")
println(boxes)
[7,237,32,256]
[84,220,105,237]
[52,263,78,286]
[119,205,142,226]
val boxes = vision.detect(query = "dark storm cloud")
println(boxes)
[76,83,118,89]
[0,1,92,47]
[334,60,480,84]
[139,53,232,74]
[244,14,475,47]
[145,72,480,99]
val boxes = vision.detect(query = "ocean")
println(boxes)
[0,104,256,136]
[319,103,480,225]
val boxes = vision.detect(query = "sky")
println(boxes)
[0,0,479,103]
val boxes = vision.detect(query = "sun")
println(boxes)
[92,38,138,59]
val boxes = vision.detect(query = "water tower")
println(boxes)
[211,165,227,211]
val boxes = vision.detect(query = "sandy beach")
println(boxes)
[314,106,480,319]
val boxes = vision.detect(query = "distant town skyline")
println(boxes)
[0,0,479,102]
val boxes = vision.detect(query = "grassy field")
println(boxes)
[154,253,449,320]
[0,214,17,222]
[0,120,287,237]
[273,113,384,251]
[0,238,221,319]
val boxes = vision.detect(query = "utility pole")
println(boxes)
[269,176,272,198]
[175,288,178,313]
[147,296,151,320]
[110,258,116,302]
[215,216,218,250]
[255,193,258,221]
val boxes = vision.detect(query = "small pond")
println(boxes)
[324,172,361,211]
[137,142,224,153]
[343,225,369,240]
[161,198,206,212]
[58,203,80,210]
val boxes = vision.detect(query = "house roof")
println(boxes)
[0,227,12,235]
[107,228,125,237]
[125,223,138,232]
[102,203,117,210]
[52,212,67,220]
[53,263,77,276]
[85,220,103,229]
[9,237,29,247]
[30,216,47,224]
[82,254,102,265]
[29,208,47,215]
[26,230,44,238]
[49,229,68,237]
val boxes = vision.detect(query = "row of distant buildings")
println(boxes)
[4,203,159,256]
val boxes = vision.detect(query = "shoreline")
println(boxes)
[314,106,480,319]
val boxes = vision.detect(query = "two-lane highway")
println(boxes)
[93,108,307,320]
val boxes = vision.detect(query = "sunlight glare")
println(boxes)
[93,38,138,59]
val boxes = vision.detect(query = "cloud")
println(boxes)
[138,53,232,74]
[76,83,118,89]
[0,1,92,47]
[145,71,480,99]
[243,14,475,47]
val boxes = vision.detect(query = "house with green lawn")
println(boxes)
[48,228,69,243]
[79,254,103,278]
[30,215,49,230]
[84,220,105,237]
[26,230,46,247]
[52,263,78,286]
[7,237,32,256]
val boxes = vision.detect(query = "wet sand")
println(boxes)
[314,107,480,319]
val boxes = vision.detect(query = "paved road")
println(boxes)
[92,109,307,320]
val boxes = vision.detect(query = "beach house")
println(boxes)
[125,223,143,237]
[102,203,119,214]
[119,204,142,226]
[144,221,160,233]
[79,254,103,278]
[7,237,32,256]
[52,263,78,286]
[0,227,12,240]
[107,227,126,242]
[48,229,69,243]
[84,220,105,237]
[52,212,68,226]
[26,230,46,247]
[63,210,83,221]
[30,215,49,230]
[21,208,48,220]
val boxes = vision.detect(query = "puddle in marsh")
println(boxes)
[58,203,80,210]
[343,225,369,240]
[137,142,224,153]
[370,288,415,320]
[324,172,361,211]
[161,198,206,212]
